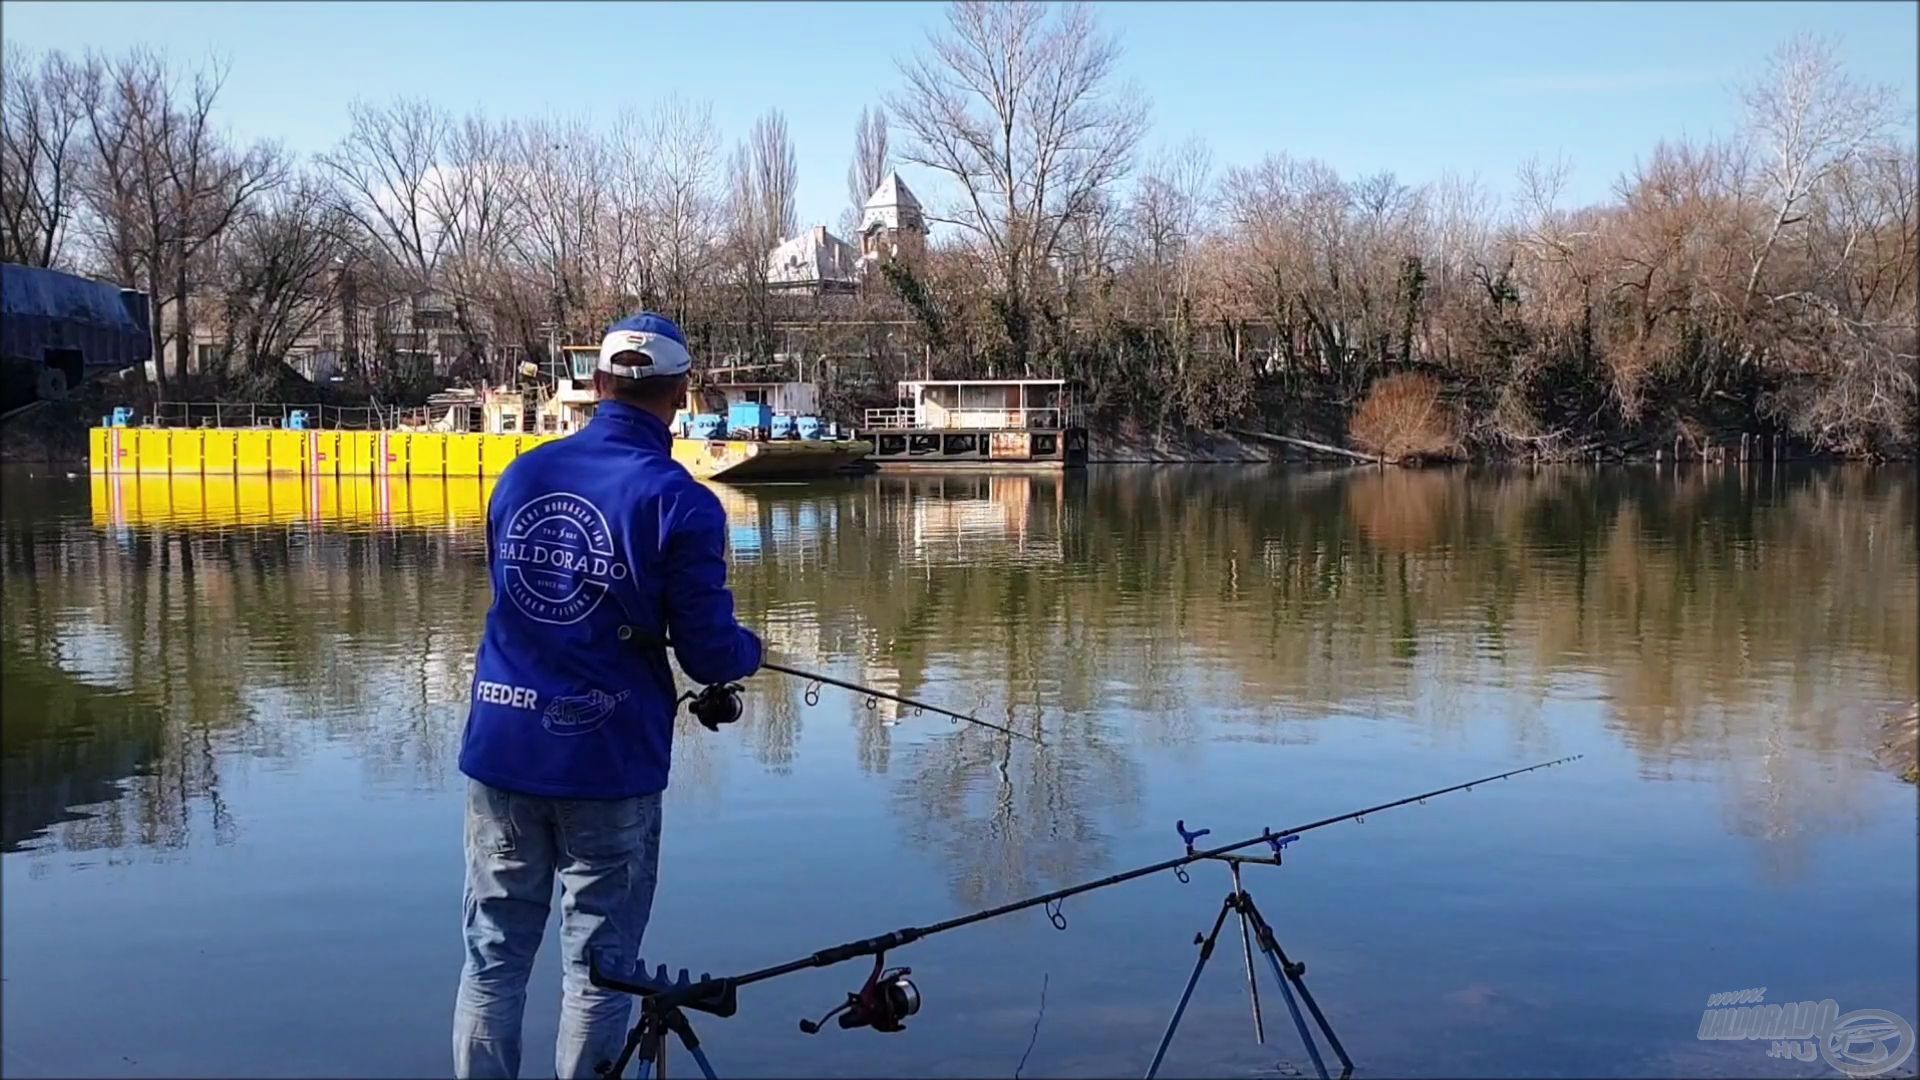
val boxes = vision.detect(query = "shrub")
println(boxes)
[1348,372,1463,463]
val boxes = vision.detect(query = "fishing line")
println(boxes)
[759,660,1038,743]
[621,626,1040,743]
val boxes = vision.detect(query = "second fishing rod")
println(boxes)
[588,752,1586,1049]
[621,627,1041,744]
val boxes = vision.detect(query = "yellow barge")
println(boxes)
[92,472,500,533]
[88,424,870,483]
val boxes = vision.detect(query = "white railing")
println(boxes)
[863,407,919,430]
[863,407,1077,431]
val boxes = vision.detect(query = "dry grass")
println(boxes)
[1349,372,1464,463]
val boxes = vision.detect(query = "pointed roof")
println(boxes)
[862,170,922,214]
[860,171,927,237]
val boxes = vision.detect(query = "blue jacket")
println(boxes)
[459,401,763,799]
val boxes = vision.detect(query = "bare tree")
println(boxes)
[891,0,1149,371]
[211,176,348,375]
[751,109,797,246]
[1121,136,1214,420]
[431,111,522,377]
[320,97,450,290]
[844,103,890,234]
[157,57,285,383]
[435,112,521,289]
[601,108,659,317]
[638,95,721,326]
[722,141,775,367]
[1773,140,1918,450]
[1738,33,1898,310]
[75,49,174,386]
[73,48,280,388]
[1,45,86,267]
[510,114,605,339]
[715,111,798,369]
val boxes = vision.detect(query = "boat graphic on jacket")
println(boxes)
[542,689,631,736]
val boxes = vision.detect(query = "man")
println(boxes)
[453,311,763,1079]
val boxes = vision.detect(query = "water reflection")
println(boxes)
[6,464,1915,893]
[2,462,1915,1079]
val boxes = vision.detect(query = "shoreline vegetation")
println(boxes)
[4,405,1906,468]
[2,389,1910,468]
[4,13,1914,467]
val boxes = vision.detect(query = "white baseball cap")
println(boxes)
[597,312,692,378]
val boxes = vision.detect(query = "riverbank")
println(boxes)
[0,400,94,466]
[5,389,1909,468]
[1879,704,1919,784]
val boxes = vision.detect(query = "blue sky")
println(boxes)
[4,0,1914,231]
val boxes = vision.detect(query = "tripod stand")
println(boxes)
[1144,857,1353,1080]
[597,1003,720,1080]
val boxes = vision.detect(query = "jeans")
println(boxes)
[453,779,663,1079]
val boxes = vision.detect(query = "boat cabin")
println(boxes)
[859,379,1087,467]
[686,380,819,417]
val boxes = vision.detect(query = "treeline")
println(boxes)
[3,4,1913,454]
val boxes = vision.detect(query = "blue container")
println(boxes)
[795,415,824,440]
[769,413,795,439]
[108,407,134,428]
[687,413,726,440]
[286,409,310,430]
[727,402,771,437]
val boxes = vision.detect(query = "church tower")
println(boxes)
[858,171,928,266]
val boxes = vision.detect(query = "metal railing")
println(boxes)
[863,407,918,430]
[142,401,398,430]
[862,407,1074,431]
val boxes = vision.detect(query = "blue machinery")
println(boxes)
[680,410,836,442]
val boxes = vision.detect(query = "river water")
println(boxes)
[2,464,1915,1079]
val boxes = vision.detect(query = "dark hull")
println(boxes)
[858,427,1088,468]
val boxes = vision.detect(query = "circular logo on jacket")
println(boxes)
[498,492,630,625]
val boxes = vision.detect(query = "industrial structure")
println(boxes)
[0,262,151,411]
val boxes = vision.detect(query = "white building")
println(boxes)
[763,172,931,296]
[857,171,927,267]
[767,225,863,294]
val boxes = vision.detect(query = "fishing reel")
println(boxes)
[799,953,920,1035]
[685,682,744,732]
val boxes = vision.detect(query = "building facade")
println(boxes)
[179,274,506,385]
[763,171,931,297]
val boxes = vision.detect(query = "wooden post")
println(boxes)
[1674,433,1683,462]
[1740,433,1750,460]
[1654,447,1663,465]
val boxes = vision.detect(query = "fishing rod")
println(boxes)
[760,660,1039,743]
[622,627,1040,743]
[590,753,1584,1077]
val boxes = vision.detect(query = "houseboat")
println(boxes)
[857,379,1088,469]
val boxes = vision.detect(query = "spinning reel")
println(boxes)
[685,683,744,732]
[798,953,921,1035]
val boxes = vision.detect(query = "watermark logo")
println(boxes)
[498,493,630,625]
[1698,988,1914,1077]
